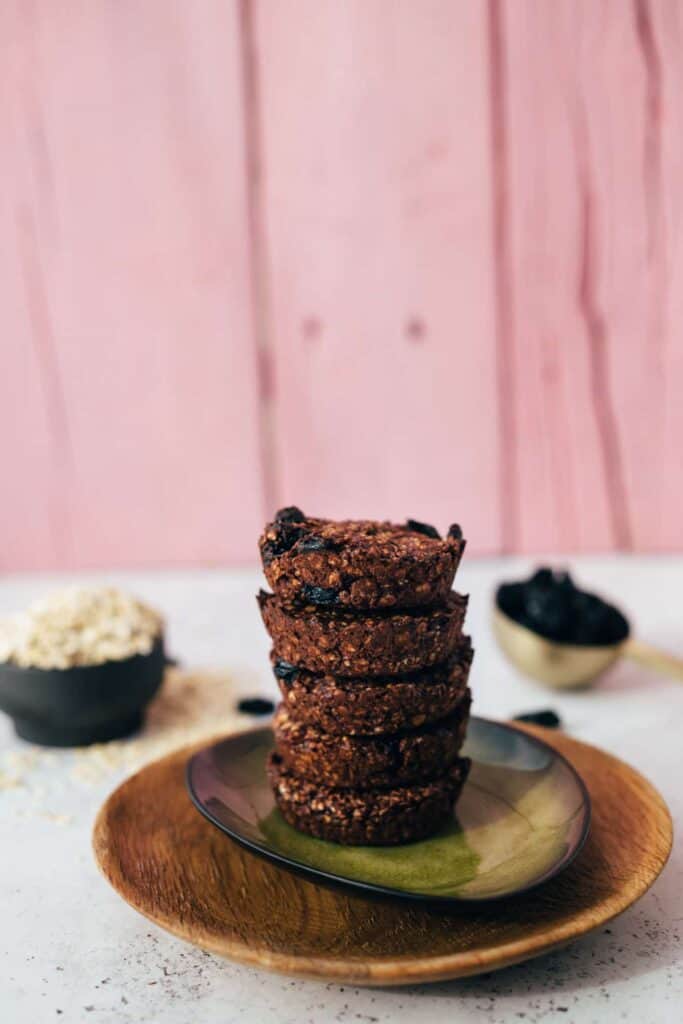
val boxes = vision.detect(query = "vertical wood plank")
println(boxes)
[501,0,683,553]
[0,0,263,570]
[2,0,681,567]
[255,0,501,552]
[500,0,618,553]
[642,0,683,550]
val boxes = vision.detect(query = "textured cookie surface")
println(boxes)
[273,641,473,736]
[273,695,471,790]
[268,753,471,846]
[258,590,468,676]
[259,507,465,610]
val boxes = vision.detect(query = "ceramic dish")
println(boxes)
[0,637,166,746]
[186,717,591,903]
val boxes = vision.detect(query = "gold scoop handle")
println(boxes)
[624,638,683,682]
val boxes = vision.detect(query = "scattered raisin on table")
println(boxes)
[237,697,275,716]
[513,709,562,728]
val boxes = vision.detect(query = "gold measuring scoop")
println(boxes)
[494,571,683,690]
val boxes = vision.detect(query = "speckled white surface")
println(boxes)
[1,558,681,1024]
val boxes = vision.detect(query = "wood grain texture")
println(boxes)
[0,0,263,569]
[2,1,683,569]
[255,0,501,550]
[93,723,672,985]
[499,0,683,552]
[645,0,683,551]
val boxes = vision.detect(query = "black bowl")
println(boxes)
[0,636,166,747]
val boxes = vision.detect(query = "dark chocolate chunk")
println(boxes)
[301,584,339,605]
[261,521,303,565]
[237,696,275,716]
[406,519,441,539]
[297,534,338,552]
[275,506,306,523]
[273,659,299,684]
[448,523,463,540]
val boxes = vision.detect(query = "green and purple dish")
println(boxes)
[186,717,590,903]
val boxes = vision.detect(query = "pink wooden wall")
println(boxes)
[1,0,681,570]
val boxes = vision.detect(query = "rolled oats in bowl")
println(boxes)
[0,587,164,670]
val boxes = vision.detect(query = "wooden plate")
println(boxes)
[93,724,672,985]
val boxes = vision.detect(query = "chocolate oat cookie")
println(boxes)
[273,640,473,735]
[259,507,465,610]
[268,752,471,845]
[258,590,468,676]
[273,696,471,789]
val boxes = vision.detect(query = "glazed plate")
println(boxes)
[186,717,590,903]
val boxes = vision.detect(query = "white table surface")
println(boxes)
[1,557,681,1024]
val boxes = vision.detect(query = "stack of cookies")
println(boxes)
[257,508,473,846]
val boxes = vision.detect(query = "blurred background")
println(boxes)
[2,0,681,571]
